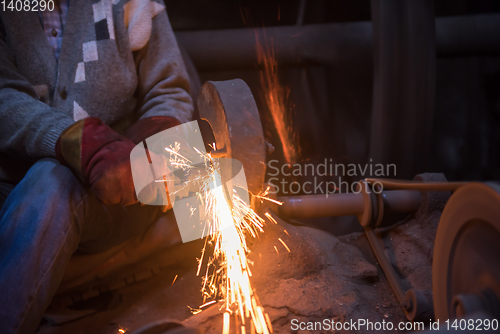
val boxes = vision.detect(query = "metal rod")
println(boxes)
[365,227,407,308]
[367,178,467,191]
[176,21,372,71]
[382,190,421,213]
[277,193,365,218]
[175,14,500,71]
[277,190,421,218]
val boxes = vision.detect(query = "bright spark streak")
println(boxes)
[222,312,230,334]
[278,238,290,253]
[188,306,202,315]
[200,300,216,308]
[253,195,283,206]
[264,212,278,225]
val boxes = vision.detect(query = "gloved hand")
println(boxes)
[56,117,169,206]
[124,116,186,209]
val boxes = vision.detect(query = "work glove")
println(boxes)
[124,116,189,210]
[124,116,195,194]
[56,117,170,206]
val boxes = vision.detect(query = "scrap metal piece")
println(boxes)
[198,79,266,196]
[433,182,500,321]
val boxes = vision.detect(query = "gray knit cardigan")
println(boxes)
[0,0,193,183]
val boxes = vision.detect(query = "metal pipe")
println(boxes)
[382,190,421,213]
[176,22,373,71]
[277,190,421,218]
[277,193,365,218]
[175,14,500,71]
[369,0,436,180]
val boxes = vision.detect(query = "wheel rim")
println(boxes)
[433,182,500,320]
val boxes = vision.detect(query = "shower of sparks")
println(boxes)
[255,31,298,164]
[164,142,279,334]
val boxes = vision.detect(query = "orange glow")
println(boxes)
[256,31,298,164]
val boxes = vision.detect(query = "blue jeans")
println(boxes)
[0,159,163,333]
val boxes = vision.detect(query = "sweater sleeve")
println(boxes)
[132,3,194,124]
[0,31,74,160]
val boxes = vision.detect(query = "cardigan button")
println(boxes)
[51,29,58,37]
[59,87,68,100]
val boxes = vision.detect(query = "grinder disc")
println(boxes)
[197,79,266,196]
[433,182,500,321]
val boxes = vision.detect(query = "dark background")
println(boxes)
[166,0,500,191]
[166,0,500,30]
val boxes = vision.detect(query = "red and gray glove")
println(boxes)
[56,117,178,206]
[125,116,182,209]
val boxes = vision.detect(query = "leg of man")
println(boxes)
[0,182,15,209]
[0,158,165,333]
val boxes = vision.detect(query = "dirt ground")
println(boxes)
[38,174,449,334]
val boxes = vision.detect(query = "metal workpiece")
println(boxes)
[197,79,267,197]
